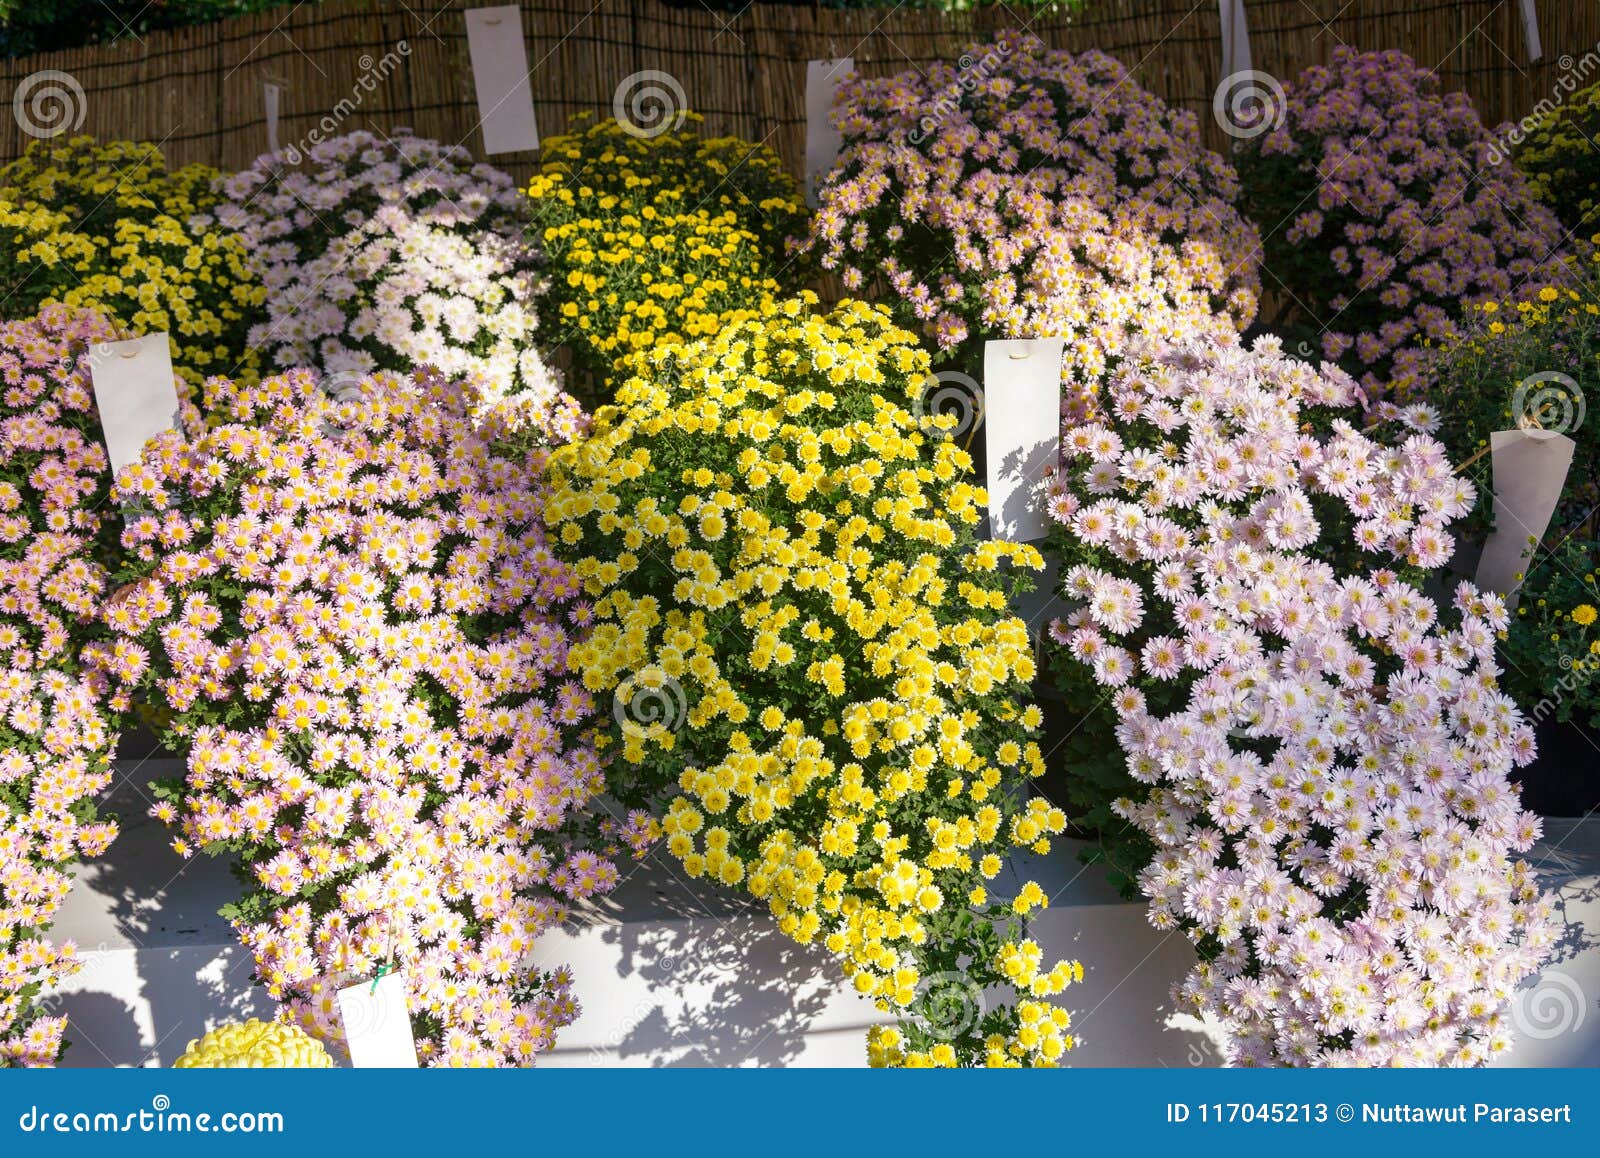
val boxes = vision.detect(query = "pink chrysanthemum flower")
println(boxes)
[0,305,126,1067]
[805,32,1261,420]
[101,366,626,1067]
[1051,332,1556,1067]
[1237,47,1566,398]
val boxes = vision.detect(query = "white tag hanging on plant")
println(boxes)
[86,334,182,475]
[983,338,1063,544]
[335,968,418,1069]
[1518,0,1543,62]
[464,5,540,155]
[263,81,282,153]
[1219,0,1252,78]
[1475,427,1575,607]
[805,58,853,208]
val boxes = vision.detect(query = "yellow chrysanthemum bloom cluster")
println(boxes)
[172,1019,334,1068]
[548,295,1082,1066]
[531,196,781,375]
[0,136,220,233]
[1412,245,1600,769]
[1513,80,1600,232]
[1411,245,1599,540]
[532,112,806,263]
[526,113,809,392]
[0,136,264,388]
[1506,540,1600,730]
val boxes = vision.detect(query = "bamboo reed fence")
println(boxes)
[0,0,1594,183]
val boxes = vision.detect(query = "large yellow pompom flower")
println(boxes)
[172,1019,335,1069]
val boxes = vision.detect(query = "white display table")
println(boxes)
[48,759,1600,1068]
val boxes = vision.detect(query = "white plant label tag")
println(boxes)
[1475,427,1575,606]
[1219,0,1252,77]
[983,338,1063,544]
[336,970,418,1069]
[464,6,539,154]
[805,58,853,208]
[1519,0,1543,62]
[87,334,182,475]
[264,82,282,153]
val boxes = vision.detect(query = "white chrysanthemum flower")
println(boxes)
[202,130,572,434]
[1053,333,1555,1068]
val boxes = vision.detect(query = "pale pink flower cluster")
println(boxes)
[805,32,1260,413]
[1051,334,1556,1066]
[206,130,576,429]
[1240,47,1566,395]
[0,306,122,1066]
[98,366,647,1066]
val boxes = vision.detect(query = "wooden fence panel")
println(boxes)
[0,0,1593,177]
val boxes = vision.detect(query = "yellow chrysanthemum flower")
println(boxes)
[550,295,1079,1068]
[172,1019,334,1069]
